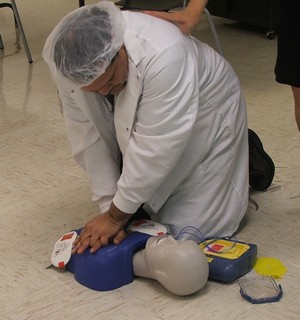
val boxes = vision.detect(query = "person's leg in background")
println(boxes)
[275,1,300,132]
[292,86,300,132]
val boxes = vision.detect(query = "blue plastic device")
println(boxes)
[66,230,151,291]
[199,239,257,283]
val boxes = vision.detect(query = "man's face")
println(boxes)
[82,46,128,96]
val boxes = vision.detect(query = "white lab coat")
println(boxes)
[58,12,248,238]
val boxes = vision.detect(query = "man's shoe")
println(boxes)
[248,129,275,191]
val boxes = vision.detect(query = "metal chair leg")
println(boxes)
[11,0,33,63]
[204,8,224,56]
[0,34,4,49]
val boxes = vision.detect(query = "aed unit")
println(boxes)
[199,238,257,283]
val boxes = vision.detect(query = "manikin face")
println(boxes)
[145,235,196,272]
[142,235,209,296]
[82,46,128,96]
[146,235,180,252]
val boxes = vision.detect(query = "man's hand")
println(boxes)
[143,0,207,35]
[72,203,131,254]
[144,9,201,34]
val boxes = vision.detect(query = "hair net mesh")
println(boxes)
[43,1,126,88]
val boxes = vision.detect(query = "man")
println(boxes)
[43,1,248,254]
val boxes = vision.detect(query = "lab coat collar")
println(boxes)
[123,31,145,68]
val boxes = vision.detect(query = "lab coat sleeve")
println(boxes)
[113,43,199,213]
[58,87,121,213]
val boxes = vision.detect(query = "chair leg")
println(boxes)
[0,34,4,49]
[11,0,33,63]
[204,8,224,56]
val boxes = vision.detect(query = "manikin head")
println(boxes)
[133,235,209,296]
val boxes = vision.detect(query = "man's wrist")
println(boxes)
[107,202,131,226]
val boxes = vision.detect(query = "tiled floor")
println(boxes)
[1,1,300,319]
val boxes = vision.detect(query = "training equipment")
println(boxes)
[127,219,168,236]
[66,230,151,291]
[51,231,77,268]
[199,238,257,283]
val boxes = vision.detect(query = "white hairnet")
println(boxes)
[43,1,126,88]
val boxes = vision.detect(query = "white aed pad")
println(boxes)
[51,231,77,268]
[127,219,168,236]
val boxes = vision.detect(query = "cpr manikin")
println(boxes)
[133,235,209,296]
[66,231,209,296]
